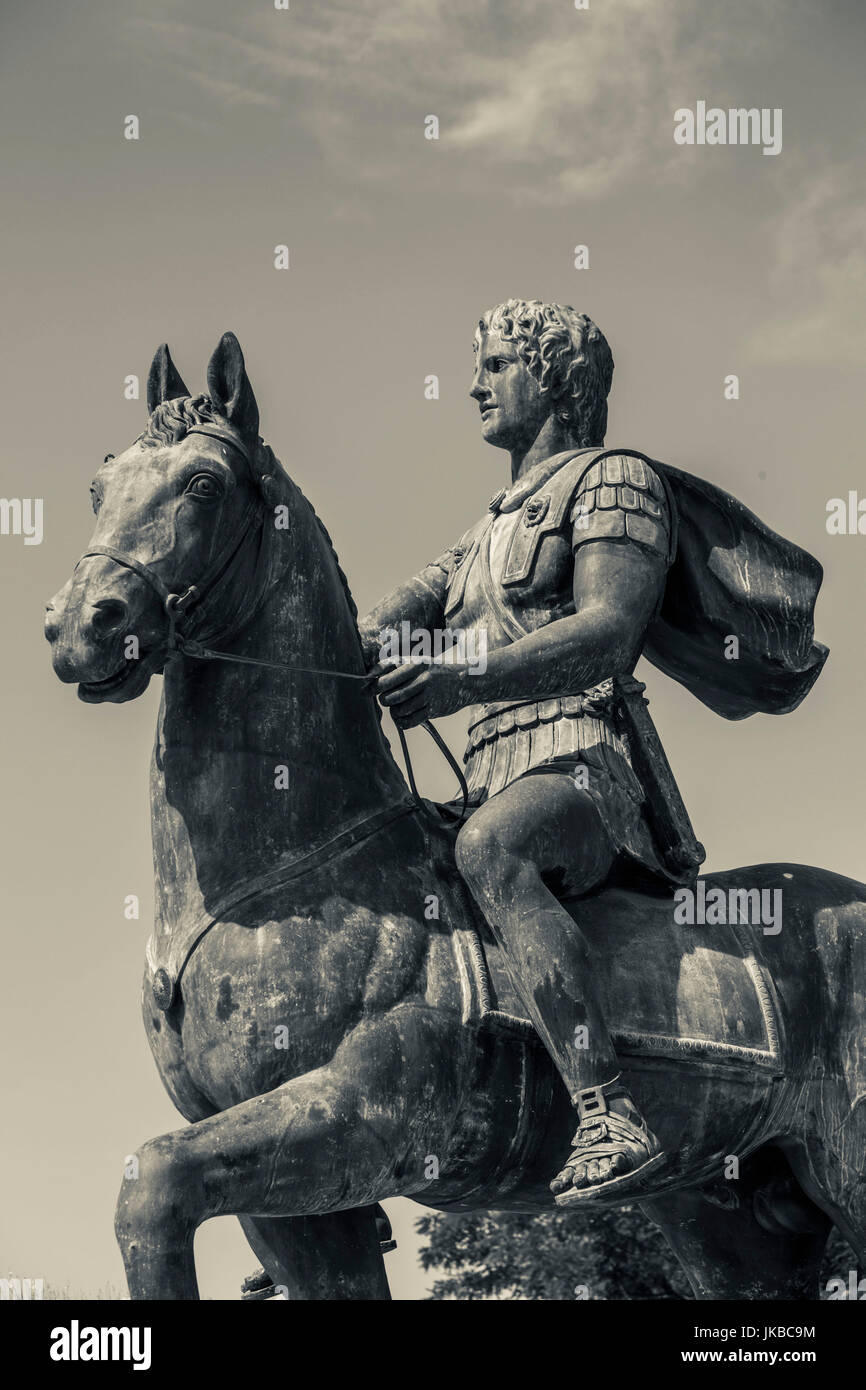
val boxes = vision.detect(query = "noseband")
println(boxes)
[76,425,469,824]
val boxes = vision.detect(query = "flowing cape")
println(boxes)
[645,462,828,720]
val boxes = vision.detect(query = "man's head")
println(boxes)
[471,299,614,452]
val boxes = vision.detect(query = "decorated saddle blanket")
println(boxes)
[448,864,786,1073]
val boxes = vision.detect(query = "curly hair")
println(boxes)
[139,394,221,448]
[475,300,614,447]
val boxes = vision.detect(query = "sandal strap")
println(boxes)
[559,1111,657,1175]
[570,1071,629,1123]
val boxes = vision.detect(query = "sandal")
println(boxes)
[551,1073,666,1206]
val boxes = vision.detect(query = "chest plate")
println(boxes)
[443,449,596,644]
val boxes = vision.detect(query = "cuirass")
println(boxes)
[431,448,699,885]
[444,448,595,650]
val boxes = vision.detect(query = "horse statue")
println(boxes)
[45,333,866,1300]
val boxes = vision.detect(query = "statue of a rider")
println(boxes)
[359,298,826,1204]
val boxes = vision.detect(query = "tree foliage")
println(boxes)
[416,1207,858,1301]
[416,1206,691,1300]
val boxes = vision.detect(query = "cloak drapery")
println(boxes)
[647,461,828,720]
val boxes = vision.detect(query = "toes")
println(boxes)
[552,1141,649,1197]
[552,1150,635,1195]
[549,1166,574,1195]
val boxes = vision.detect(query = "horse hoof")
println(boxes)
[241,1267,277,1300]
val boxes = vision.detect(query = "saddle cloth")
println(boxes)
[449,871,784,1073]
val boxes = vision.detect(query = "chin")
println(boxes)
[480,421,512,449]
[77,656,158,704]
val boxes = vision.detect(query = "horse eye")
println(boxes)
[90,488,102,515]
[186,473,222,500]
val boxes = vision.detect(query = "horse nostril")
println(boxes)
[90,598,129,639]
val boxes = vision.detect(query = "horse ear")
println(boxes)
[206,332,259,443]
[146,344,190,414]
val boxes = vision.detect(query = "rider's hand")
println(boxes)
[366,656,470,728]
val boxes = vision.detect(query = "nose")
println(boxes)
[45,564,140,687]
[44,582,73,646]
[44,601,61,645]
[470,361,488,402]
[89,597,129,640]
[44,593,129,647]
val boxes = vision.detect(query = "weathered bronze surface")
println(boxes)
[44,323,864,1300]
[362,301,827,1205]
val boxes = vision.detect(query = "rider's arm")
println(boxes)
[443,458,672,705]
[357,551,454,670]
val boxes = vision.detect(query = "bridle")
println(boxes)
[81,425,266,650]
[78,424,469,826]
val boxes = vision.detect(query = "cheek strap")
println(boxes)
[77,484,262,637]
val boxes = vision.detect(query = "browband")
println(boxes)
[184,425,254,469]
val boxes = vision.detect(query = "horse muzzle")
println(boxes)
[45,571,165,703]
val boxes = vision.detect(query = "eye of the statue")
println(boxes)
[90,485,103,515]
[185,472,223,502]
[487,357,508,373]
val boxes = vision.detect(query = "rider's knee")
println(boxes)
[456,814,530,892]
[455,817,491,886]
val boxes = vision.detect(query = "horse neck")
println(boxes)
[151,481,406,925]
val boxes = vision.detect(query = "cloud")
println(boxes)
[129,19,313,110]
[124,2,863,375]
[439,0,783,201]
[446,5,683,199]
[745,168,866,365]
[129,0,780,200]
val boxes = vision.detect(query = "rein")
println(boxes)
[163,607,469,828]
[80,423,469,827]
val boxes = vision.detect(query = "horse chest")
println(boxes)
[146,905,431,1111]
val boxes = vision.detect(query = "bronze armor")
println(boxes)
[429,448,697,882]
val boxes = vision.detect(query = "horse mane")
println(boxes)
[140,395,221,447]
[141,396,360,627]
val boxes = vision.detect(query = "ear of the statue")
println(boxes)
[146,344,190,414]
[206,332,260,444]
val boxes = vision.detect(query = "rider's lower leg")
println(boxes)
[460,853,664,1197]
[509,894,663,1197]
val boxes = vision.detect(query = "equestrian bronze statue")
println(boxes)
[45,311,866,1300]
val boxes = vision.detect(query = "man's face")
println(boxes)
[470,329,552,451]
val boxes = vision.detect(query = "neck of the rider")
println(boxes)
[152,505,407,924]
[510,416,579,485]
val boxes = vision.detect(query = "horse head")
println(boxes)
[45,333,285,703]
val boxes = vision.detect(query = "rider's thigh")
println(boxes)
[455,767,614,898]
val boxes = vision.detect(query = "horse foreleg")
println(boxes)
[115,1011,460,1299]
[238,1210,391,1301]
[115,1066,397,1300]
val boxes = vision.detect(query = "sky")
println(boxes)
[1,0,864,1299]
